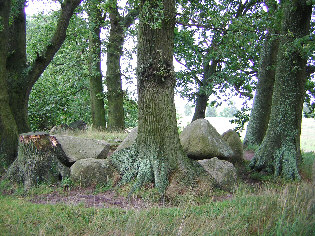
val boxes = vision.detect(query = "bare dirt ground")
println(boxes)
[29,188,152,209]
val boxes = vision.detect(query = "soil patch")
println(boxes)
[29,188,152,209]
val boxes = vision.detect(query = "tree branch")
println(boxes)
[123,7,139,29]
[27,0,82,88]
[306,65,315,77]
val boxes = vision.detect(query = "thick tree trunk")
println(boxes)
[110,0,208,195]
[243,34,279,147]
[4,133,70,189]
[191,59,218,122]
[0,0,19,169]
[250,0,312,180]
[0,0,81,164]
[106,0,125,131]
[6,0,29,133]
[88,0,106,129]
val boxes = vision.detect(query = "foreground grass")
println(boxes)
[0,182,314,236]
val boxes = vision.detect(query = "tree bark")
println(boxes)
[250,0,312,180]
[106,1,139,131]
[88,0,106,129]
[0,0,81,164]
[106,0,125,131]
[243,34,279,147]
[191,59,218,122]
[0,0,18,169]
[110,0,208,195]
[4,133,70,189]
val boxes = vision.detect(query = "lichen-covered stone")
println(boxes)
[198,157,237,191]
[180,119,234,160]
[222,129,244,164]
[55,135,110,162]
[114,127,138,153]
[70,158,114,187]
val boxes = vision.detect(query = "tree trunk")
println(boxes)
[0,0,81,164]
[250,0,312,180]
[192,59,218,122]
[110,0,208,195]
[4,133,70,189]
[243,34,279,147]
[6,0,29,133]
[106,0,125,131]
[88,0,106,129]
[0,0,19,169]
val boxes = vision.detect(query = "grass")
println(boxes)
[0,181,313,235]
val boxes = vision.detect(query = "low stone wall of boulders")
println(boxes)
[4,119,244,191]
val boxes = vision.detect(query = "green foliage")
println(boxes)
[27,12,91,131]
[184,104,193,116]
[123,95,138,128]
[219,104,239,118]
[205,105,217,117]
[230,106,250,132]
[174,0,264,104]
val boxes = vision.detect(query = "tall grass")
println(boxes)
[0,182,313,235]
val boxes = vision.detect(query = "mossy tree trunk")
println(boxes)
[243,34,279,147]
[111,0,207,195]
[0,0,81,164]
[250,0,312,180]
[0,0,18,169]
[106,0,139,131]
[4,133,71,189]
[244,3,280,148]
[88,0,106,129]
[106,0,125,131]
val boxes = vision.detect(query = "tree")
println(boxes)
[111,0,207,195]
[88,0,106,129]
[243,2,280,147]
[0,0,18,167]
[105,0,139,131]
[175,0,263,123]
[0,0,81,165]
[205,105,217,117]
[250,0,312,180]
[27,12,91,131]
[184,104,192,116]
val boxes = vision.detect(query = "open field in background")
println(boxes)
[178,116,315,152]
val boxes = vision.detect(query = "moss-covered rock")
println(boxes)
[180,119,234,160]
[70,158,114,187]
[55,135,110,162]
[198,157,237,191]
[222,129,244,164]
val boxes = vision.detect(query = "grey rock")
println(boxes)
[180,119,234,160]
[198,157,237,191]
[55,135,110,162]
[222,129,244,164]
[70,158,114,187]
[68,120,87,130]
[114,127,138,153]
